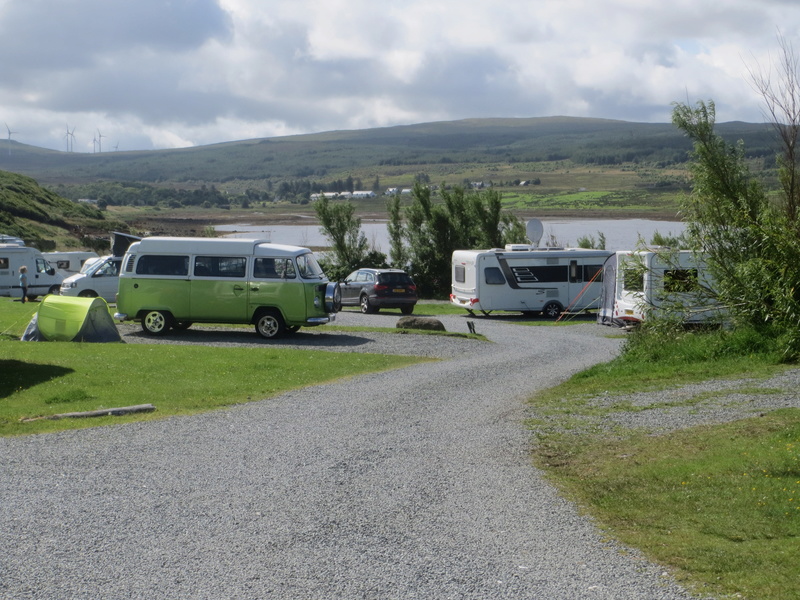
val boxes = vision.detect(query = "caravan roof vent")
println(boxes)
[505,244,532,251]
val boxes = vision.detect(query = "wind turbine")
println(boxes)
[96,128,105,153]
[69,126,76,152]
[5,122,17,156]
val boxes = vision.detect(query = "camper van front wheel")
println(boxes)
[542,302,563,319]
[255,310,285,339]
[141,310,172,336]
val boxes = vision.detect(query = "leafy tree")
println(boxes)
[577,232,606,249]
[673,99,800,358]
[389,182,526,298]
[314,195,385,281]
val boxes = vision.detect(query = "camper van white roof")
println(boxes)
[127,236,311,257]
[0,237,25,247]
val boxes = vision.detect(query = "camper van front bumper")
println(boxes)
[307,314,335,325]
[114,312,128,322]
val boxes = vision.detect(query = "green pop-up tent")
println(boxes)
[22,295,122,342]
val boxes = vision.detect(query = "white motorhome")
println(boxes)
[60,255,122,302]
[0,243,64,300]
[597,250,722,327]
[450,246,612,317]
[44,251,99,276]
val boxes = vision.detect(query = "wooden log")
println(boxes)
[20,404,156,423]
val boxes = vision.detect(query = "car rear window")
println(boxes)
[378,272,412,285]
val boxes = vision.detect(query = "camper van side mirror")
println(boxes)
[46,267,56,276]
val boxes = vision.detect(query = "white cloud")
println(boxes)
[0,0,798,151]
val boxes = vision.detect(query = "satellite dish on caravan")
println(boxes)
[526,219,544,247]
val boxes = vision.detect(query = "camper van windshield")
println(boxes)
[296,253,324,279]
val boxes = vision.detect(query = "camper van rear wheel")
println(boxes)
[141,310,172,336]
[47,285,61,295]
[542,302,563,319]
[78,290,97,298]
[255,310,285,339]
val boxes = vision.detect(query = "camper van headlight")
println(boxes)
[62,281,77,289]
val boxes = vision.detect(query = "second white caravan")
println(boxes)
[597,250,722,327]
[450,246,612,317]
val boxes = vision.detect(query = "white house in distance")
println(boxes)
[311,190,378,201]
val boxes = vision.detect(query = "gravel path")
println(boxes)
[1,310,734,599]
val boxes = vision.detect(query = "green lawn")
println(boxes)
[529,326,799,600]
[0,298,430,436]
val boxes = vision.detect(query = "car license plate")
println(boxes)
[393,288,405,293]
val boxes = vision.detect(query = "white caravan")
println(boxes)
[0,243,64,300]
[597,250,722,327]
[43,251,99,276]
[450,245,612,317]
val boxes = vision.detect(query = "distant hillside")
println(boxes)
[0,117,777,188]
[0,170,126,250]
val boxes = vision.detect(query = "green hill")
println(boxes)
[0,117,776,188]
[0,170,125,251]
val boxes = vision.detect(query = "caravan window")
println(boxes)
[664,269,698,293]
[484,267,505,285]
[0,257,8,269]
[454,265,465,283]
[136,255,189,276]
[623,269,644,292]
[194,256,246,278]
[511,265,567,283]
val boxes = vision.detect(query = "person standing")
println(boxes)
[19,265,28,303]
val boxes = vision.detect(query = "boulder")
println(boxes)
[396,316,446,331]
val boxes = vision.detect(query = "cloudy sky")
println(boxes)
[1,0,797,152]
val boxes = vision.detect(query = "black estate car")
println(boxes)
[340,268,418,314]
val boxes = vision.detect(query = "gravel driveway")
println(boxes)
[2,310,713,599]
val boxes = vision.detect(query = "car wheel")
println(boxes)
[78,290,98,298]
[360,294,376,314]
[141,310,172,335]
[255,310,285,339]
[47,285,61,295]
[401,305,414,315]
[542,301,562,319]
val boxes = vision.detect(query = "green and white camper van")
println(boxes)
[114,237,341,339]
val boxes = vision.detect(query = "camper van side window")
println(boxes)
[454,266,465,283]
[584,264,603,282]
[136,255,189,276]
[254,258,297,279]
[484,267,506,285]
[0,258,8,269]
[194,256,246,278]
[35,258,49,274]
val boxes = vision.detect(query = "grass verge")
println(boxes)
[528,325,799,599]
